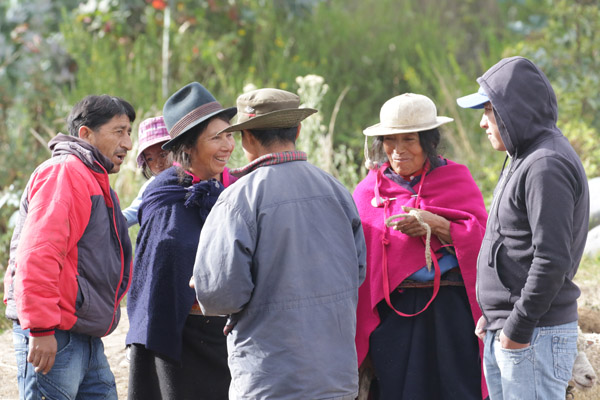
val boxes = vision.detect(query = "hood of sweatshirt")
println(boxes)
[476,56,563,158]
[48,133,115,174]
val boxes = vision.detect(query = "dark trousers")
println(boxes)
[369,285,483,400]
[128,315,230,400]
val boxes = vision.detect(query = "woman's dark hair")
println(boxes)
[246,126,298,147]
[372,128,443,170]
[67,95,136,136]
[141,161,153,180]
[168,114,230,180]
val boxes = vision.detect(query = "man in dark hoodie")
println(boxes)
[457,56,589,399]
[3,95,135,399]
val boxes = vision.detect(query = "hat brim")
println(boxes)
[162,107,237,150]
[136,136,171,167]
[456,92,489,109]
[220,108,317,133]
[363,116,454,137]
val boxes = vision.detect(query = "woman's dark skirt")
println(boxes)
[128,314,230,400]
[369,276,482,400]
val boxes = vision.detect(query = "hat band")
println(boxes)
[235,112,255,124]
[381,119,440,131]
[169,101,223,138]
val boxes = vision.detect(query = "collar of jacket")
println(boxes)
[48,133,115,173]
[230,150,307,178]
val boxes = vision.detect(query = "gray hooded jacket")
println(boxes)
[477,57,589,343]
[193,159,366,400]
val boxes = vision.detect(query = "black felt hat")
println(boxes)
[162,82,236,150]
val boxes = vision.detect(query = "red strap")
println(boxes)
[382,241,441,317]
[413,159,429,209]
[379,159,441,317]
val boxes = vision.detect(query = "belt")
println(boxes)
[397,267,464,289]
[398,280,465,289]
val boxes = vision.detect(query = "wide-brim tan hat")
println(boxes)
[220,88,317,133]
[363,93,453,136]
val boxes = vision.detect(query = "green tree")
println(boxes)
[504,0,600,178]
[3,0,576,304]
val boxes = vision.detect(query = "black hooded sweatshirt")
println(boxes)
[476,57,589,343]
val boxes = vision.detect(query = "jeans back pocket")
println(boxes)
[553,333,578,381]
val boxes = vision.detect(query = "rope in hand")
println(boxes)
[385,209,432,271]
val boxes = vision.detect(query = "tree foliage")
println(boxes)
[504,0,600,177]
[1,0,598,275]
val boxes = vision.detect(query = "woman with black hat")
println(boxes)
[125,82,236,399]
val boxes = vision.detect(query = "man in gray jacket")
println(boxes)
[457,56,589,399]
[192,88,366,400]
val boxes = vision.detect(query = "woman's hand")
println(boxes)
[392,206,452,243]
[391,212,427,237]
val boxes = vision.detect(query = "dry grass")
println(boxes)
[576,254,600,312]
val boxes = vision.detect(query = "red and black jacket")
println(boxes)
[4,134,132,337]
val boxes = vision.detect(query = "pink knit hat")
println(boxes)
[136,116,170,167]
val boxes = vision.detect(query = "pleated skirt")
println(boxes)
[369,281,483,400]
[128,315,230,400]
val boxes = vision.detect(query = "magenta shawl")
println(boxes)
[354,160,487,390]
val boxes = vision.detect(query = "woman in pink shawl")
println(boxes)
[354,94,488,399]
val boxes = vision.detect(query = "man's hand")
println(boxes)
[475,316,486,341]
[189,276,195,289]
[28,335,57,374]
[223,324,234,336]
[499,330,529,349]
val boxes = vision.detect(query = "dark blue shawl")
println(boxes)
[125,166,226,361]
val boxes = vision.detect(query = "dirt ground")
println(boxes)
[0,308,130,400]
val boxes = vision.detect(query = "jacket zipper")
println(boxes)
[95,161,129,337]
[476,155,513,323]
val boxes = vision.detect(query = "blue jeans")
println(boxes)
[483,321,578,400]
[13,322,117,400]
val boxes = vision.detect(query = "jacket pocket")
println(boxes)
[484,237,513,306]
[491,240,508,286]
[492,238,529,302]
[75,276,91,318]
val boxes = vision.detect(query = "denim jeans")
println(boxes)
[483,320,578,400]
[13,322,117,400]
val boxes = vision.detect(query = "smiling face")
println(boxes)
[382,132,426,177]
[481,102,506,152]
[80,113,133,173]
[143,142,171,175]
[187,118,235,180]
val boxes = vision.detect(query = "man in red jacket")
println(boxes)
[3,95,135,399]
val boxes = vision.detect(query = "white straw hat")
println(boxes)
[363,93,453,136]
[362,93,453,169]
